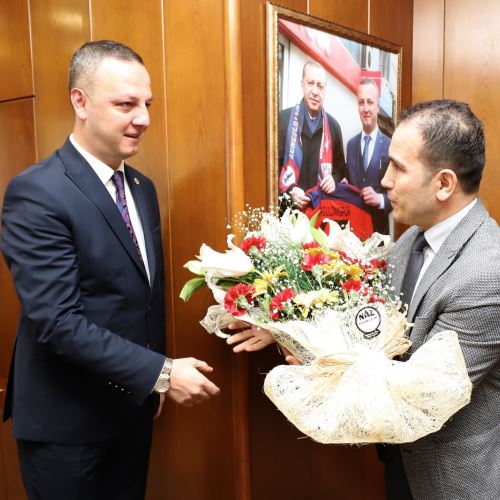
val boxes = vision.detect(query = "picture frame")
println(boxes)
[266,3,402,220]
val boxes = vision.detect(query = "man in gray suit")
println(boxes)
[380,99,500,499]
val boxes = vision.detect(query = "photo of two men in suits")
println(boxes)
[278,62,393,237]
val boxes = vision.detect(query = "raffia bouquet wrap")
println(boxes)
[262,316,472,444]
[181,208,472,444]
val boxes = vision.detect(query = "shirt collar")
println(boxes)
[69,134,125,185]
[361,127,378,143]
[423,198,477,254]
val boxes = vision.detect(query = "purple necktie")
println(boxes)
[111,170,142,260]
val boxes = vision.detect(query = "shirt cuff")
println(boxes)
[153,357,173,393]
[378,194,385,210]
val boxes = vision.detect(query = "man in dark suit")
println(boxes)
[380,99,500,499]
[1,40,219,500]
[346,78,392,234]
[278,61,346,210]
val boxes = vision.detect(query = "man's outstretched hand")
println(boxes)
[167,357,220,407]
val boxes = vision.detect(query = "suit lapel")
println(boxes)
[58,140,149,282]
[125,166,156,286]
[391,226,419,300]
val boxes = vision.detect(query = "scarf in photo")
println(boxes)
[279,99,333,195]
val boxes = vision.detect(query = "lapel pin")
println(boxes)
[134,177,140,185]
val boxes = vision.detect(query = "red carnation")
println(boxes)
[368,294,385,304]
[224,283,256,316]
[301,252,331,271]
[369,258,387,269]
[342,279,362,293]
[240,236,266,254]
[269,288,296,320]
[302,241,321,250]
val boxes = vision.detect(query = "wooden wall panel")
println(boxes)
[371,0,413,108]
[30,0,90,160]
[413,0,500,222]
[443,0,500,222]
[310,0,368,32]
[161,1,236,499]
[412,0,444,103]
[0,98,36,500]
[0,0,33,101]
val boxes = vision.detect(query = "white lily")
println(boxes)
[322,219,393,260]
[320,219,343,248]
[184,259,203,275]
[280,208,313,243]
[185,234,253,278]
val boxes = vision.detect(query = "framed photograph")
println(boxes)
[267,3,402,237]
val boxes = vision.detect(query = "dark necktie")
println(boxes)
[112,171,142,260]
[400,231,427,305]
[362,135,371,171]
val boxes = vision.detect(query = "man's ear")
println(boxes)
[70,88,88,120]
[436,169,458,201]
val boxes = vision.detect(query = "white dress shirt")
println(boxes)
[414,198,477,296]
[69,134,151,284]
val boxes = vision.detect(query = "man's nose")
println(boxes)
[133,106,150,127]
[381,168,392,189]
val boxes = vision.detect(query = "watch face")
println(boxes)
[156,378,170,393]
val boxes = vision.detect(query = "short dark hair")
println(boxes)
[69,40,143,93]
[400,99,485,193]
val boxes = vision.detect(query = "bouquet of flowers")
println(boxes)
[181,208,472,444]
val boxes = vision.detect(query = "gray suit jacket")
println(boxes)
[390,199,500,500]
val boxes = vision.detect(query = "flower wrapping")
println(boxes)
[264,329,472,444]
[182,208,472,444]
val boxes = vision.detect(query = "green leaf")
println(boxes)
[311,226,327,246]
[179,277,206,302]
[309,210,320,228]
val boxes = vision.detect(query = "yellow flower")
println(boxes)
[293,289,339,318]
[253,278,269,295]
[343,264,364,280]
[252,267,288,295]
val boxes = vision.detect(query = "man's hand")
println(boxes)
[290,187,311,210]
[361,186,380,207]
[281,345,302,365]
[320,174,336,194]
[226,321,276,353]
[166,357,220,407]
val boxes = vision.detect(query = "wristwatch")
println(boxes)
[154,358,173,393]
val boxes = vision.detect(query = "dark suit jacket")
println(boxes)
[346,130,391,234]
[1,139,166,443]
[278,107,346,192]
